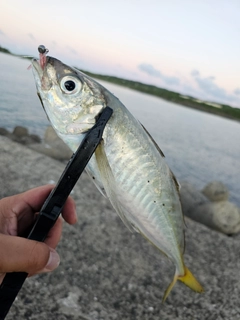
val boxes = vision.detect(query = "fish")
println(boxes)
[31,52,203,301]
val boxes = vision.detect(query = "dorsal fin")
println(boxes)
[141,123,165,157]
[170,170,181,193]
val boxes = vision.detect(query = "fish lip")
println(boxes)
[32,58,43,78]
[32,56,50,76]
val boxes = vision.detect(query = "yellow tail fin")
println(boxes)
[163,266,204,302]
[178,266,204,293]
[162,273,178,302]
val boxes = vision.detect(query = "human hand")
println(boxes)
[0,185,77,283]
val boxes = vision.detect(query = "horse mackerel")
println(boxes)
[32,53,203,300]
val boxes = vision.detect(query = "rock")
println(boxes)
[0,127,10,136]
[180,181,209,219]
[12,134,41,145]
[12,126,29,137]
[10,126,41,145]
[44,126,58,144]
[181,181,240,235]
[42,126,72,160]
[214,202,240,234]
[29,143,72,161]
[202,181,229,201]
[29,134,41,143]
[194,201,240,235]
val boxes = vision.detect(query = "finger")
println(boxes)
[21,185,77,224]
[61,196,77,225]
[20,185,77,225]
[0,185,55,235]
[21,185,55,212]
[44,217,63,249]
[0,185,77,236]
[0,234,60,274]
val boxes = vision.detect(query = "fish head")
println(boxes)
[32,56,106,136]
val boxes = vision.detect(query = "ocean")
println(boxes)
[0,52,239,206]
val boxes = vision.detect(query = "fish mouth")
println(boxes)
[32,58,44,88]
[32,55,52,77]
[32,58,43,75]
[32,57,53,91]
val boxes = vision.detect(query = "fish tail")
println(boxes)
[178,266,204,293]
[162,266,204,302]
[162,273,178,302]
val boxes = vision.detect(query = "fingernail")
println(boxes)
[43,248,60,272]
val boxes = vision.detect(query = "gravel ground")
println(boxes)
[0,136,240,320]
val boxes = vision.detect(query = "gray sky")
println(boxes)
[1,0,240,106]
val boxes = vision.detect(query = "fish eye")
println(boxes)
[60,76,82,95]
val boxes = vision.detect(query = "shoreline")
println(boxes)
[80,69,240,123]
[1,47,239,123]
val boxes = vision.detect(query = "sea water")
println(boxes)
[0,52,239,205]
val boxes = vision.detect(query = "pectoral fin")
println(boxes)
[95,139,136,232]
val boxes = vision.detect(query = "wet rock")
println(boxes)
[202,181,229,202]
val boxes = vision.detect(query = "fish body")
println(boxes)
[32,55,203,300]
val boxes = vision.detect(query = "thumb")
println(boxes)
[0,233,60,274]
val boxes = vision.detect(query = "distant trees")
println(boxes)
[80,69,240,122]
[0,45,11,54]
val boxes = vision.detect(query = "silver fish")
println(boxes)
[32,54,203,300]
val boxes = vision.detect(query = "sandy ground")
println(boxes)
[0,136,239,320]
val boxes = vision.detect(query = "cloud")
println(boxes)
[139,63,161,77]
[138,63,180,85]
[191,70,226,100]
[0,29,5,36]
[234,88,240,95]
[191,69,200,77]
[190,69,240,106]
[28,33,35,41]
[195,76,227,100]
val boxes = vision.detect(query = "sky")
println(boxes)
[0,0,240,107]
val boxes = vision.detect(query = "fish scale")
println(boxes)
[31,52,203,300]
[101,106,185,265]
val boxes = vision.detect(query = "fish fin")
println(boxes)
[85,167,107,198]
[162,273,178,302]
[163,266,203,302]
[178,266,204,293]
[169,169,187,230]
[141,123,165,157]
[170,169,181,193]
[95,139,136,233]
